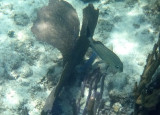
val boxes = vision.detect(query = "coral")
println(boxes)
[36,0,99,114]
[76,67,107,115]
[31,0,80,65]
[141,0,160,30]
[134,34,160,115]
[32,0,122,114]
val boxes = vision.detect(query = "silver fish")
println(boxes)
[89,37,123,72]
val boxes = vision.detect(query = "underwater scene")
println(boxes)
[0,0,160,115]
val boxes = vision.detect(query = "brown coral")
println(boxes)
[31,0,80,64]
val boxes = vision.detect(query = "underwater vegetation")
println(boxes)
[134,34,160,115]
[77,67,107,115]
[1,0,160,114]
[31,0,123,114]
[32,0,160,115]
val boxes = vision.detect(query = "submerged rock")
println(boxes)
[107,73,128,90]
[19,65,33,78]
[7,30,15,38]
[14,13,30,26]
[112,102,122,112]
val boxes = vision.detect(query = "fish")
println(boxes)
[88,37,123,72]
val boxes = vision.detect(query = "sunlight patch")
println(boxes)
[127,8,142,16]
[110,32,137,55]
[5,89,20,106]
[17,31,28,41]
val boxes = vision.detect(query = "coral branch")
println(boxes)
[134,34,160,115]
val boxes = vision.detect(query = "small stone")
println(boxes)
[141,29,149,34]
[113,16,122,22]
[8,30,15,38]
[138,15,146,23]
[133,23,140,29]
[10,71,19,79]
[112,102,122,112]
[98,20,114,32]
[155,14,160,25]
[20,66,33,78]
[105,101,111,107]
[14,13,30,26]
[137,61,144,66]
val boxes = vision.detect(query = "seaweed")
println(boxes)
[134,34,160,115]
[36,2,99,114]
[76,67,107,115]
[31,0,123,114]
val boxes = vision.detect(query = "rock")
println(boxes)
[107,73,128,90]
[7,30,15,38]
[14,13,30,26]
[105,101,111,107]
[46,65,62,86]
[0,67,5,78]
[113,16,122,23]
[0,50,23,79]
[112,102,122,112]
[133,24,140,29]
[137,61,144,66]
[20,65,33,78]
[138,15,146,23]
[98,19,114,32]
[155,14,160,25]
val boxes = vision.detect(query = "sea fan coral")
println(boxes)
[31,0,80,64]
